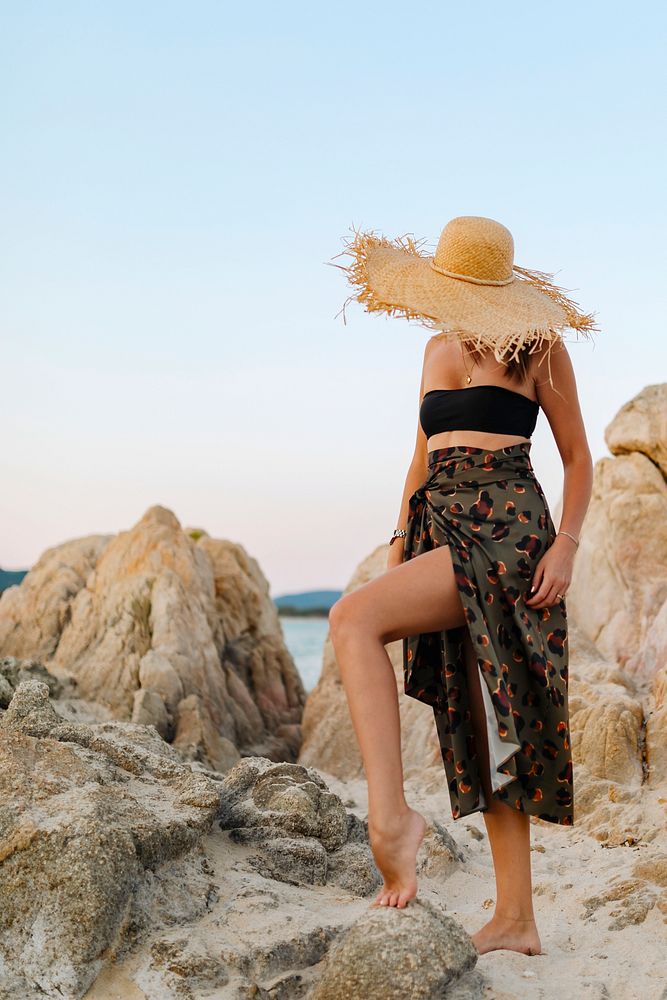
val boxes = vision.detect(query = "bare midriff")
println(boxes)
[426,429,532,451]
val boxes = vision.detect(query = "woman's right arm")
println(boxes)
[386,344,431,570]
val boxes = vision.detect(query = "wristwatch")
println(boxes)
[389,528,407,545]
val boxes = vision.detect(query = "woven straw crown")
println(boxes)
[431,216,515,285]
[328,215,599,370]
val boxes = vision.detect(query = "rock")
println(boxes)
[0,505,306,771]
[172,692,242,772]
[0,654,64,700]
[647,665,667,781]
[605,382,667,475]
[0,677,62,736]
[218,757,380,892]
[0,671,15,708]
[566,385,667,830]
[137,649,185,711]
[567,451,667,679]
[307,897,478,1000]
[132,687,170,739]
[0,680,222,999]
[219,757,349,849]
[567,626,645,788]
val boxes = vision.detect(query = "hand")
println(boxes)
[386,541,405,572]
[525,535,576,609]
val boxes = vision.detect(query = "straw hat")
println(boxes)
[328,215,599,369]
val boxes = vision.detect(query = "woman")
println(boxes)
[327,216,597,956]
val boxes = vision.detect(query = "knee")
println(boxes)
[328,594,364,645]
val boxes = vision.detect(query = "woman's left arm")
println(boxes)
[525,340,594,609]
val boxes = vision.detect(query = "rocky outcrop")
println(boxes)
[0,679,222,999]
[0,505,306,771]
[566,384,667,823]
[0,680,479,1000]
[567,383,667,680]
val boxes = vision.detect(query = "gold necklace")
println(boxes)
[460,343,474,384]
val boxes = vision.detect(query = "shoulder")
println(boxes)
[526,337,572,387]
[424,332,457,360]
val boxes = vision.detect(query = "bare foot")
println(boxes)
[472,914,542,956]
[368,807,427,909]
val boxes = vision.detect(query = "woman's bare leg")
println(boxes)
[461,628,542,955]
[328,544,467,909]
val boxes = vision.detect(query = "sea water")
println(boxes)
[278,616,329,693]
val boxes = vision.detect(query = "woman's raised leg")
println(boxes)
[328,543,466,908]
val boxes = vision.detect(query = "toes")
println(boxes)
[370,886,388,907]
[371,890,389,907]
[370,887,416,909]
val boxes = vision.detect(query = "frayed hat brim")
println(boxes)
[328,226,600,365]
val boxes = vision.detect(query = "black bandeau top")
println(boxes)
[420,384,540,439]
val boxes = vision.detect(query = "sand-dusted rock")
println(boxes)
[219,757,349,848]
[567,624,645,787]
[0,505,306,771]
[218,756,381,894]
[0,680,222,999]
[308,897,478,1000]
[581,851,667,931]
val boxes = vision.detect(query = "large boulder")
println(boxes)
[568,383,667,681]
[0,505,305,771]
[567,384,667,823]
[0,680,222,999]
[604,381,667,475]
[308,897,477,1000]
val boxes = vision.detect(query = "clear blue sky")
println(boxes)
[2,2,666,595]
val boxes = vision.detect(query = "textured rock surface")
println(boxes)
[605,381,667,475]
[566,383,667,829]
[218,756,381,894]
[567,450,667,678]
[0,505,305,771]
[0,680,222,999]
[308,897,478,1000]
[567,384,667,682]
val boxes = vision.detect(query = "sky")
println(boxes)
[2,2,666,596]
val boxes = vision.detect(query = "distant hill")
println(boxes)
[273,589,342,617]
[0,569,28,594]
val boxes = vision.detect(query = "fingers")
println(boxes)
[526,577,568,608]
